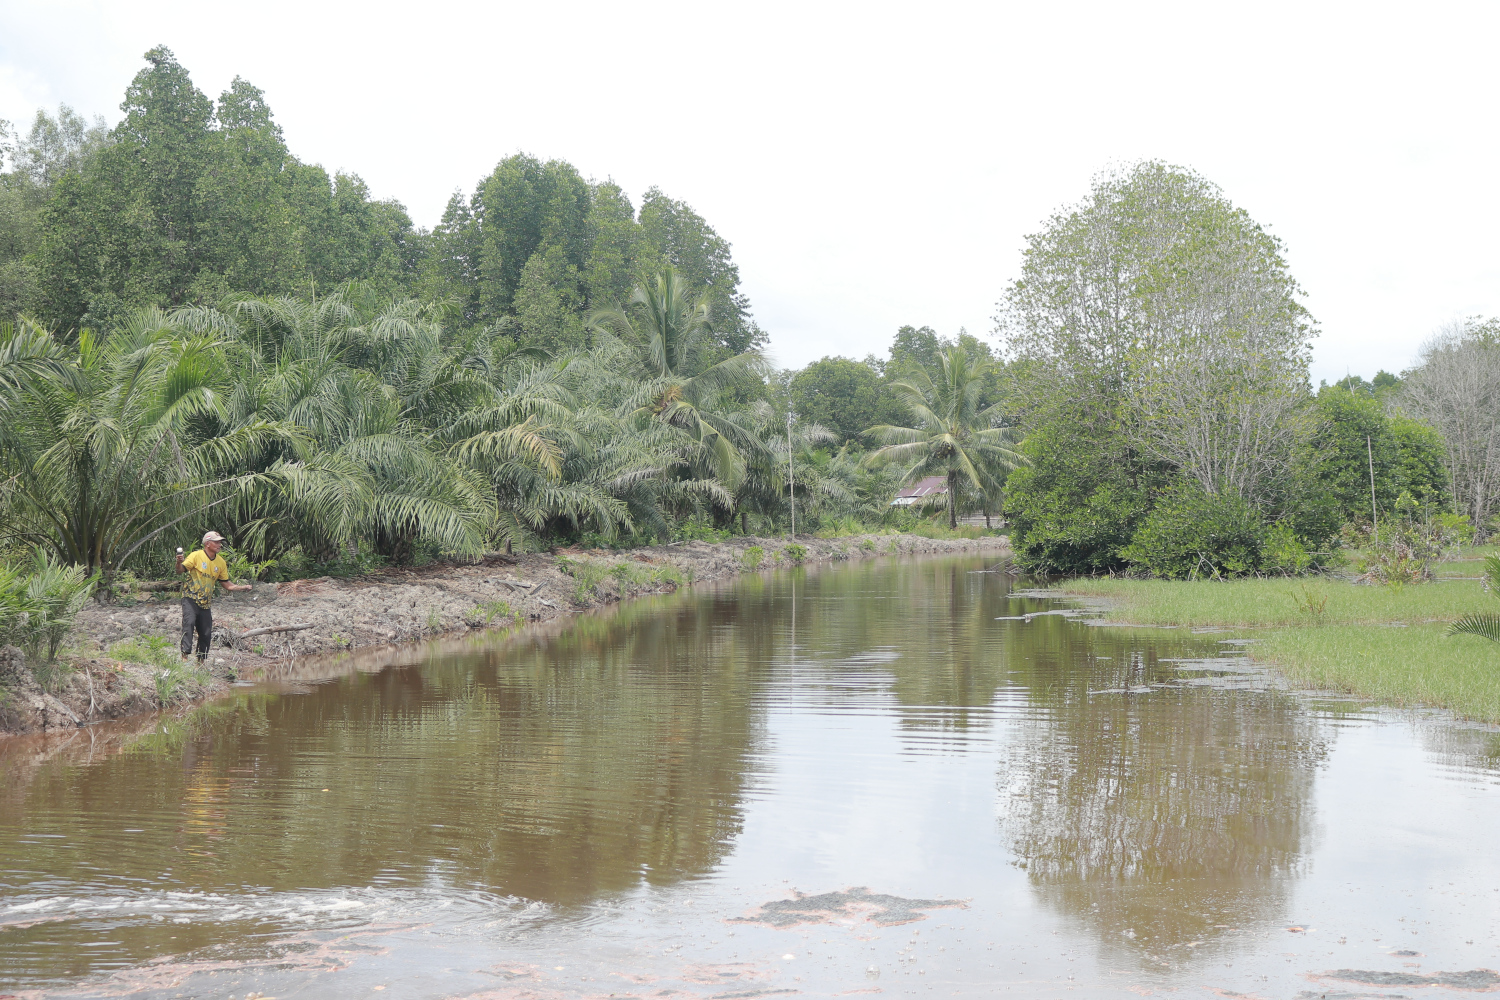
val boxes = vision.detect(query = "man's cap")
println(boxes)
[202,531,226,544]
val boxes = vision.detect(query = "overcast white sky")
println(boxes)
[3,1,1496,383]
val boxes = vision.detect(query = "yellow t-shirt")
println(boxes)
[182,550,229,608]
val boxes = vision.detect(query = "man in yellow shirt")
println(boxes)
[175,531,252,662]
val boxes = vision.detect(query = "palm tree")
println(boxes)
[174,293,539,564]
[865,344,1024,528]
[0,312,289,577]
[589,269,769,486]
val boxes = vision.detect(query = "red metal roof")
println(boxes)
[895,476,948,498]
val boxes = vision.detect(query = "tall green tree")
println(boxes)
[866,344,1022,528]
[591,269,768,485]
[34,47,420,331]
[788,356,885,444]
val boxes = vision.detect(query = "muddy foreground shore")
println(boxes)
[0,533,1008,737]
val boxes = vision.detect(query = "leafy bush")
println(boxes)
[782,544,808,564]
[265,544,385,582]
[1003,429,1163,574]
[1261,523,1312,576]
[741,546,765,570]
[1358,490,1468,587]
[0,552,100,686]
[1120,488,1267,579]
[673,517,730,543]
[225,550,278,582]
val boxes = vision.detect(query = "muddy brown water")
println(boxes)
[3,555,1500,998]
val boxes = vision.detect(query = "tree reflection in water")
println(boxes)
[0,591,773,908]
[996,631,1329,956]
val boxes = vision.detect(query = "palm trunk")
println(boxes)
[948,470,958,529]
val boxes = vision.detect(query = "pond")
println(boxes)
[3,554,1500,998]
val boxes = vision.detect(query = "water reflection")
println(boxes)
[1,553,1363,991]
[1,592,767,913]
[997,638,1328,955]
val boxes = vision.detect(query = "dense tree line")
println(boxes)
[0,47,763,360]
[3,48,1490,584]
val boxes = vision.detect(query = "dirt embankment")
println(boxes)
[0,533,1008,737]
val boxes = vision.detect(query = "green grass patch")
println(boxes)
[1055,577,1493,628]
[1258,624,1500,721]
[1053,573,1500,722]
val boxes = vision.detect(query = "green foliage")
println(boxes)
[109,632,201,704]
[558,555,611,604]
[1120,487,1268,579]
[866,343,1022,529]
[1004,415,1163,574]
[1446,554,1500,641]
[1261,523,1313,576]
[33,50,419,331]
[1447,613,1500,642]
[473,599,514,625]
[1309,386,1451,525]
[1000,162,1333,577]
[1358,492,1468,587]
[109,632,177,667]
[782,544,808,564]
[741,545,764,570]
[153,656,207,705]
[789,356,887,444]
[0,551,99,689]
[673,517,731,543]
[224,550,277,581]
[1290,584,1328,622]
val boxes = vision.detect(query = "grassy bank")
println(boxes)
[1055,572,1500,722]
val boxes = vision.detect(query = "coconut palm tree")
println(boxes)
[865,344,1024,529]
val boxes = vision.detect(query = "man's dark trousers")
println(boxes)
[181,598,212,661]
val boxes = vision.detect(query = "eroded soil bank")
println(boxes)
[0,533,1008,736]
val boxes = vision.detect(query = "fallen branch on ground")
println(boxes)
[228,623,313,649]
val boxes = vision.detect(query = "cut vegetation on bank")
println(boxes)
[1056,554,1500,723]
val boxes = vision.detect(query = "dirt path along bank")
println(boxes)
[0,533,1009,736]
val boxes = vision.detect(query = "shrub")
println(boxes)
[741,546,765,570]
[558,556,611,604]
[1358,493,1468,587]
[782,544,808,564]
[1121,488,1267,579]
[0,552,100,684]
[1261,523,1312,576]
[674,517,730,543]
